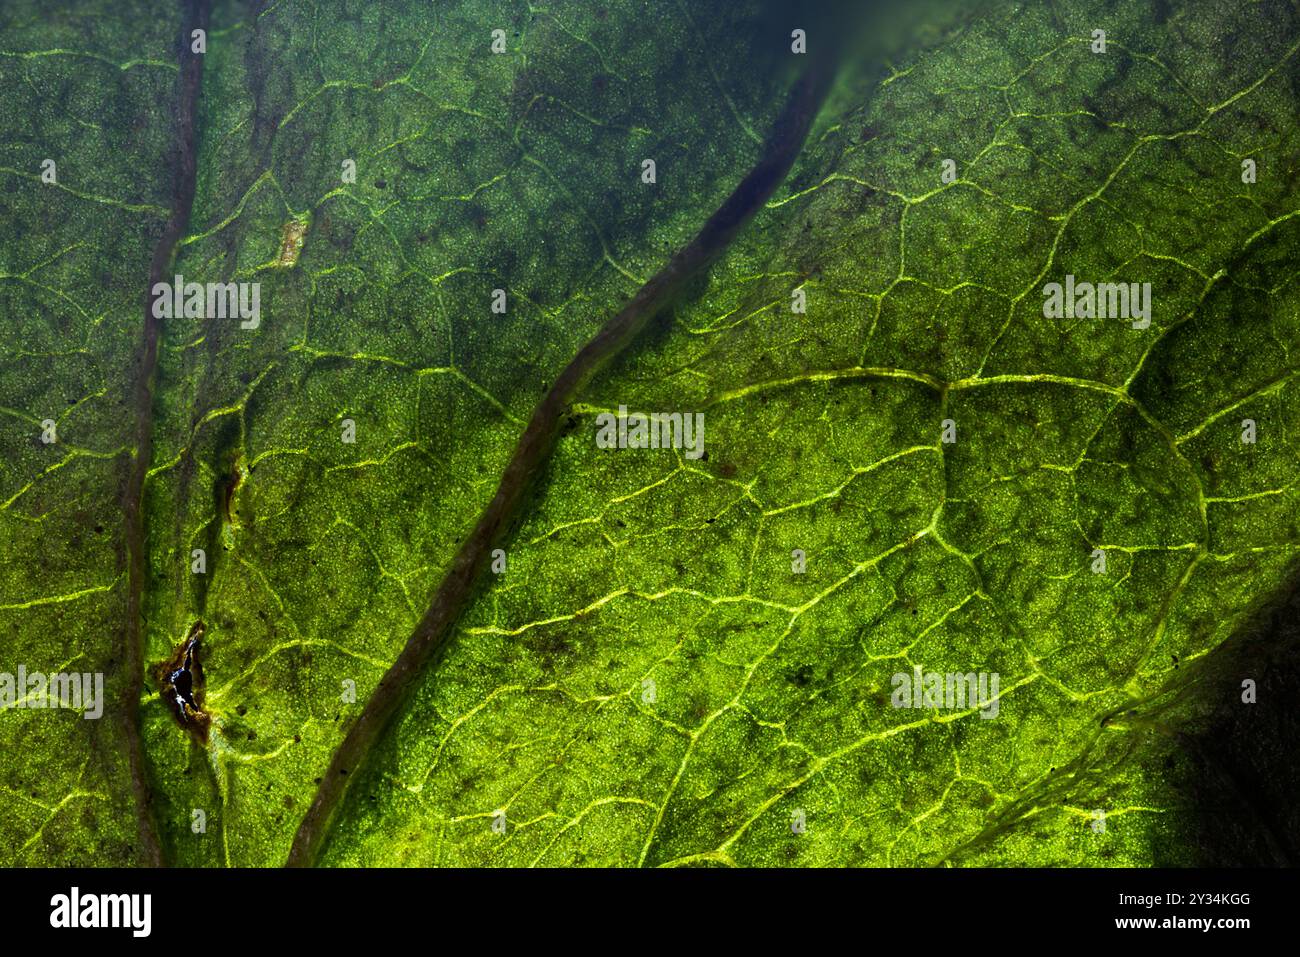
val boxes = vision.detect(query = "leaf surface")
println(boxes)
[1,0,1297,867]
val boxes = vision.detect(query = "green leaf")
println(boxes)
[1,0,1297,867]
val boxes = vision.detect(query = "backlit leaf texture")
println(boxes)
[1,0,1297,867]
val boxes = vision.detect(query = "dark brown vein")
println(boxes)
[121,0,209,867]
[286,52,841,867]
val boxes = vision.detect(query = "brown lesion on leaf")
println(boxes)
[154,621,211,743]
[275,216,309,267]
[221,452,248,529]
